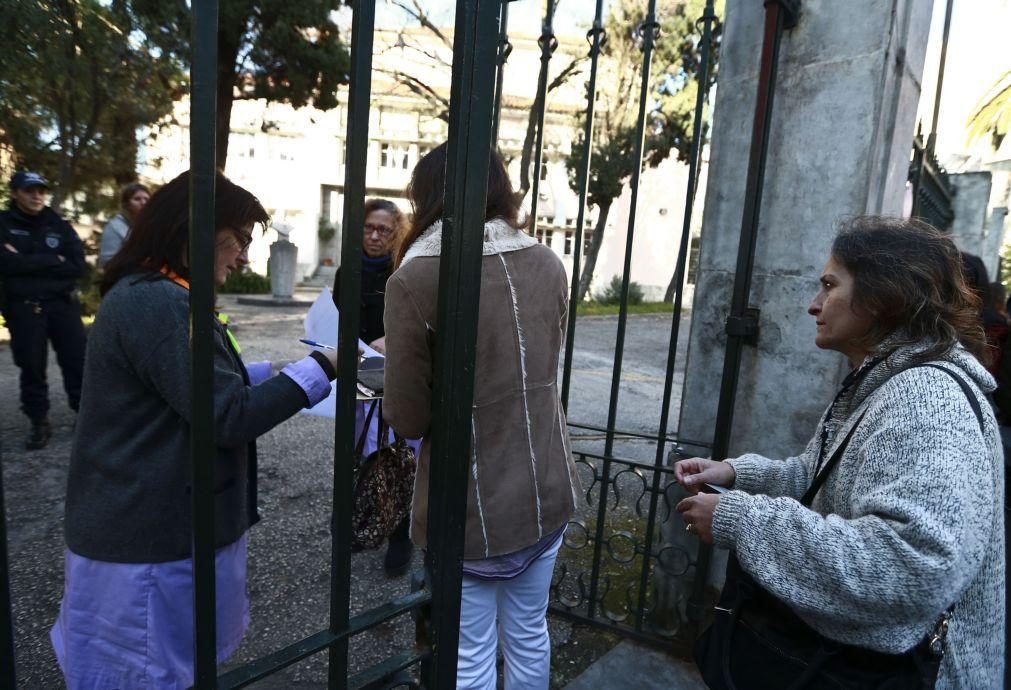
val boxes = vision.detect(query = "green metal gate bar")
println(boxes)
[559,0,606,411]
[330,0,377,684]
[634,0,718,634]
[419,0,502,685]
[587,0,662,622]
[688,0,800,625]
[549,0,721,645]
[527,0,558,231]
[189,0,222,683]
[0,441,15,686]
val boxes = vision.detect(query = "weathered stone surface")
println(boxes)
[664,0,934,613]
[269,239,298,298]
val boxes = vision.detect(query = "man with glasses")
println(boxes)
[0,172,87,449]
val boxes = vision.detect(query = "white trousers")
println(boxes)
[456,538,561,690]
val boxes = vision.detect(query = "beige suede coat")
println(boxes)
[382,218,580,559]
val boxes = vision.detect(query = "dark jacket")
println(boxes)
[64,274,309,563]
[333,253,392,344]
[0,204,85,302]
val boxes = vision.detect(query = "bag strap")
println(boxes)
[355,399,380,456]
[376,399,390,451]
[801,363,986,508]
[919,364,985,435]
[801,411,867,507]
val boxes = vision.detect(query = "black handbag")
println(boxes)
[695,364,984,690]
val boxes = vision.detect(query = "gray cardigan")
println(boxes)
[65,274,309,563]
[98,213,129,267]
[714,340,1005,689]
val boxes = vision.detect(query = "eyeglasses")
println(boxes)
[364,223,395,238]
[219,231,253,251]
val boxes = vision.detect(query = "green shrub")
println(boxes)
[220,268,271,294]
[594,275,644,305]
[318,218,336,243]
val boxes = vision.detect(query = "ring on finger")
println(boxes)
[685,523,694,534]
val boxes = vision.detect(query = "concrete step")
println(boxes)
[563,640,706,690]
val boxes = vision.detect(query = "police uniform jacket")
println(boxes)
[0,204,85,302]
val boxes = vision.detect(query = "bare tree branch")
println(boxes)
[389,0,453,50]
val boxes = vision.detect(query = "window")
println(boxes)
[535,228,546,244]
[380,143,410,170]
[564,231,573,256]
[540,163,548,181]
[544,230,553,248]
[583,229,594,256]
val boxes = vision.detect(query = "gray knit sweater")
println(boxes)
[713,339,1005,689]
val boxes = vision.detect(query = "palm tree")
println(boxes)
[967,71,1011,149]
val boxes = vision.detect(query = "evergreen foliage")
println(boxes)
[130,0,351,169]
[566,0,723,302]
[0,0,183,215]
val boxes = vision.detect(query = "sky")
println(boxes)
[372,0,610,38]
[916,0,1011,166]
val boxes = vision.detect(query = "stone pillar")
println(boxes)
[269,238,298,299]
[654,0,935,628]
[947,171,996,274]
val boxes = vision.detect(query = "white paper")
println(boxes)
[300,287,383,420]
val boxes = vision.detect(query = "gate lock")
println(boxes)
[725,307,760,346]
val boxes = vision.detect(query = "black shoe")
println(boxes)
[384,537,414,577]
[26,418,51,450]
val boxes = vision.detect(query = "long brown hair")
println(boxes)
[396,143,523,267]
[101,170,269,295]
[831,216,987,363]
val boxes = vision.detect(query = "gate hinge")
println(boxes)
[725,308,760,346]
[775,0,802,29]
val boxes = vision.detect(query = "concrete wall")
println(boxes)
[676,0,934,461]
[948,171,996,275]
[650,0,934,629]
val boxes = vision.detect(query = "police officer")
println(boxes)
[0,172,86,449]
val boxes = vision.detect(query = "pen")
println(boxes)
[299,338,335,350]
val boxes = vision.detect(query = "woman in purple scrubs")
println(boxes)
[51,171,340,689]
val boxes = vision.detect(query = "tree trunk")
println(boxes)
[517,88,544,202]
[215,66,235,171]
[214,33,242,171]
[663,262,680,303]
[577,200,611,303]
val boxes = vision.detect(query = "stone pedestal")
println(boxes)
[269,239,298,299]
[654,0,935,629]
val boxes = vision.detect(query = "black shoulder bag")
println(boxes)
[694,365,985,690]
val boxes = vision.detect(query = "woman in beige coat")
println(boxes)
[383,144,580,690]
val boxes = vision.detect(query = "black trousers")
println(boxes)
[3,296,86,420]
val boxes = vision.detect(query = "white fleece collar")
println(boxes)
[399,217,537,268]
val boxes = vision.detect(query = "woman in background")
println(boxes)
[53,171,340,689]
[98,182,150,267]
[332,197,413,575]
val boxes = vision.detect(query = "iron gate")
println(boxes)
[0,0,799,685]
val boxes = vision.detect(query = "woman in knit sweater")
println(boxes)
[676,217,1004,688]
